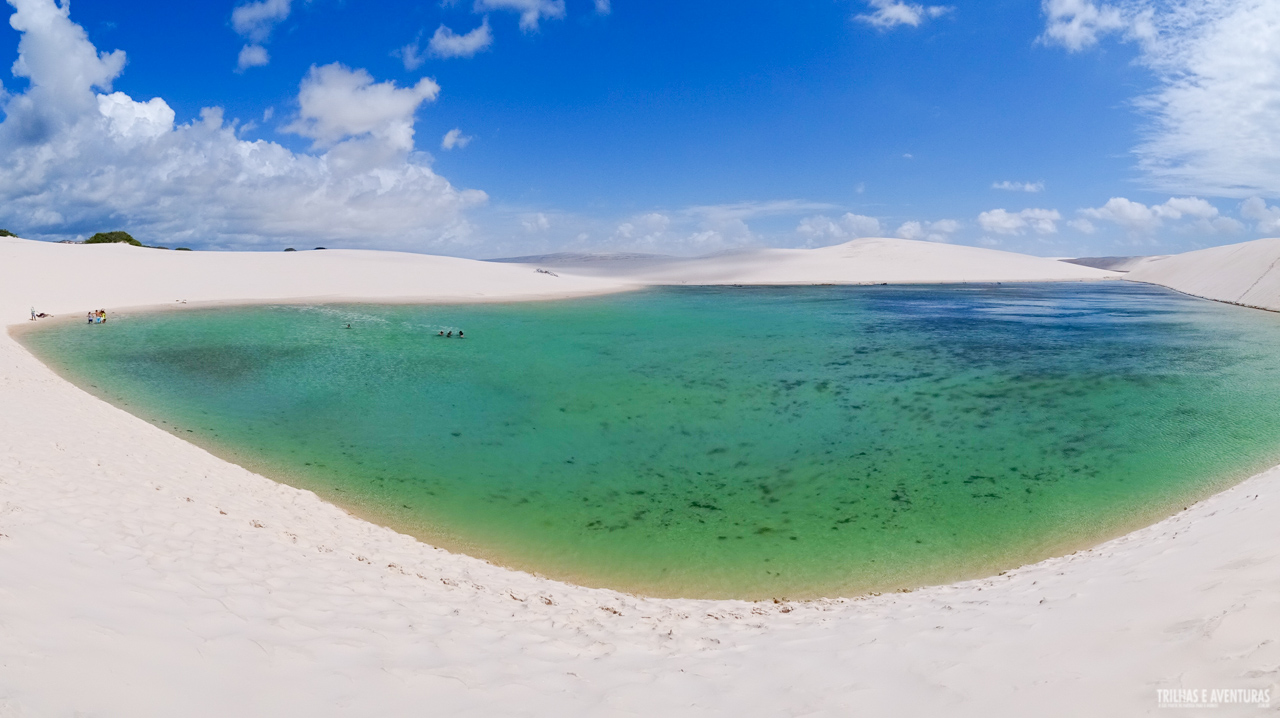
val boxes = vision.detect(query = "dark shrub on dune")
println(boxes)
[86,231,141,246]
[0,229,14,237]
[284,247,297,252]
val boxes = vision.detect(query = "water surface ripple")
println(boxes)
[22,283,1280,598]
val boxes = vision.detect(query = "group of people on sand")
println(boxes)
[86,309,107,324]
[437,330,464,338]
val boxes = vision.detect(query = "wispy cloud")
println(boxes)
[978,208,1061,235]
[429,19,494,59]
[473,0,566,32]
[442,128,473,150]
[796,213,882,246]
[856,0,953,30]
[1042,1,1280,198]
[992,180,1045,193]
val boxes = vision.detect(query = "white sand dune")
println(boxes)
[2,236,1278,716]
[503,237,1120,285]
[1127,236,1280,311]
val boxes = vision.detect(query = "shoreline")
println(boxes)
[5,236,1280,715]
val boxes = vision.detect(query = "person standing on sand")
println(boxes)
[30,307,36,321]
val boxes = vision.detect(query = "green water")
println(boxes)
[19,283,1280,598]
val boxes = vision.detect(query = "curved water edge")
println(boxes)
[16,283,1280,600]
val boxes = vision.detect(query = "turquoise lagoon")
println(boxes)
[19,283,1280,598]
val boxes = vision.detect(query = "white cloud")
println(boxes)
[0,0,484,250]
[595,0,611,14]
[1077,196,1241,237]
[978,208,1061,235]
[1039,0,1130,51]
[992,180,1045,192]
[1241,197,1280,234]
[522,212,550,232]
[857,0,952,30]
[895,219,959,243]
[474,0,565,32]
[1043,1,1280,198]
[429,19,494,59]
[231,0,292,43]
[284,64,440,150]
[796,213,882,245]
[608,212,673,245]
[97,92,174,140]
[236,44,270,72]
[393,39,426,71]
[1068,218,1097,234]
[1079,197,1164,233]
[441,128,473,150]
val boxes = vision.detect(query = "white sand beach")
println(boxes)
[3,235,1279,716]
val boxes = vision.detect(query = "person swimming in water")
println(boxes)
[446,330,452,338]
[458,330,464,338]
[438,331,444,337]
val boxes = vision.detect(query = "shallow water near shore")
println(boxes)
[20,283,1280,598]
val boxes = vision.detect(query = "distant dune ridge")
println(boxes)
[490,237,1119,284]
[5,234,1280,716]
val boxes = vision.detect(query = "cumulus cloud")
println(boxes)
[284,64,440,150]
[230,0,294,70]
[232,0,292,42]
[1077,196,1241,237]
[896,219,959,243]
[429,19,493,58]
[856,0,952,29]
[1039,0,1132,51]
[474,0,565,32]
[992,180,1044,193]
[236,44,270,72]
[1240,197,1280,235]
[0,0,484,249]
[1043,1,1280,198]
[441,128,473,150]
[977,208,1061,235]
[796,213,882,245]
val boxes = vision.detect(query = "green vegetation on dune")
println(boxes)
[86,231,140,246]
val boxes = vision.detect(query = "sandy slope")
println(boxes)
[1126,237,1280,311]
[1,236,1277,716]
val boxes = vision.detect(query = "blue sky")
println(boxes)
[2,0,1279,257]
